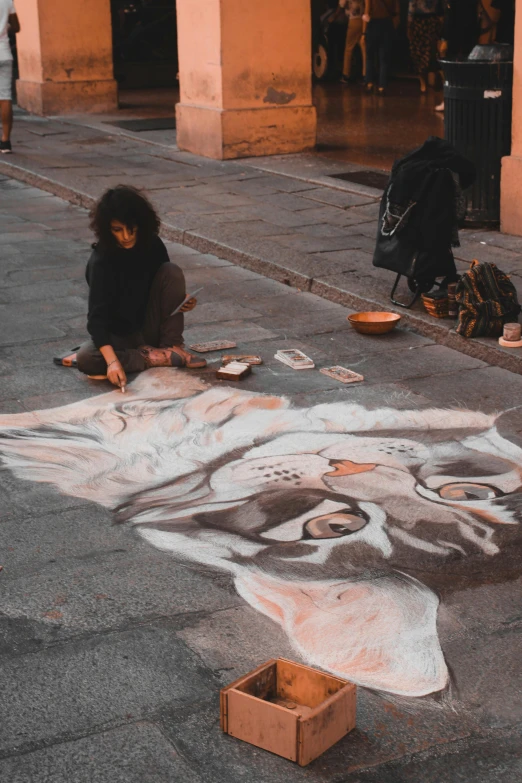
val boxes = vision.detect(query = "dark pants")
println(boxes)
[365,18,394,88]
[77,262,186,376]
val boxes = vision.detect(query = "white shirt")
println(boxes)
[0,0,15,62]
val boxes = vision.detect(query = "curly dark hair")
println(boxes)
[89,185,161,249]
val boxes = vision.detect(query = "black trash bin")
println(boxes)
[441,44,513,226]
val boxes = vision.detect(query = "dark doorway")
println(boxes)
[111,0,178,90]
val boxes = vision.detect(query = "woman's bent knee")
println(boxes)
[155,262,185,290]
[77,341,105,375]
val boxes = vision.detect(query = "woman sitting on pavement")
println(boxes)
[77,185,206,390]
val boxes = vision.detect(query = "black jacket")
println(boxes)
[86,234,169,349]
[382,136,475,250]
[373,137,475,285]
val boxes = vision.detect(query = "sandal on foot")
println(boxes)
[139,345,207,370]
[168,346,207,369]
[139,346,187,369]
[53,347,80,367]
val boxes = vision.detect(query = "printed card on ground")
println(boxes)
[190,340,237,353]
[320,366,364,384]
[275,349,315,370]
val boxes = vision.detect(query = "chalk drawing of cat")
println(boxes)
[0,369,520,697]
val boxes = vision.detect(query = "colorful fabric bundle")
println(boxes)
[455,260,521,338]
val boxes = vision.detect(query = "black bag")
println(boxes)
[373,194,418,278]
[373,191,426,306]
[372,138,475,308]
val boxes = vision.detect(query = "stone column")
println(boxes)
[175,0,317,160]
[15,0,118,115]
[500,0,522,234]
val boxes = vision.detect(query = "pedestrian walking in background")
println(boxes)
[435,0,480,111]
[0,0,19,154]
[339,0,366,82]
[362,0,399,95]
[407,0,443,93]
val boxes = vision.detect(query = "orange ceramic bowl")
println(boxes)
[347,311,401,335]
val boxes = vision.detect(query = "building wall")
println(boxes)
[500,0,521,234]
[176,0,223,109]
[175,0,316,159]
[220,0,312,111]
[15,0,117,114]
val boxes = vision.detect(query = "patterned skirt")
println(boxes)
[409,16,442,75]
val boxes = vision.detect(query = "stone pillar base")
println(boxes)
[176,104,317,160]
[501,155,522,236]
[16,78,118,116]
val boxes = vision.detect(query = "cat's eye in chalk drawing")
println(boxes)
[438,483,502,501]
[304,512,368,539]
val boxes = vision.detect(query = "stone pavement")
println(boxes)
[1,110,522,376]
[0,176,521,782]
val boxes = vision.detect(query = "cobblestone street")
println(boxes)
[2,110,522,376]
[0,171,521,782]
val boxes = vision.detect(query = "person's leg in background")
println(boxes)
[408,16,431,92]
[0,100,12,141]
[364,20,377,89]
[360,23,367,80]
[377,19,394,92]
[342,17,363,81]
[426,17,443,87]
[0,61,13,153]
[331,14,349,75]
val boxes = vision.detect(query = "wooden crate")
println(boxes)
[220,658,356,766]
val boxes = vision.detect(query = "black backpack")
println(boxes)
[455,260,521,338]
